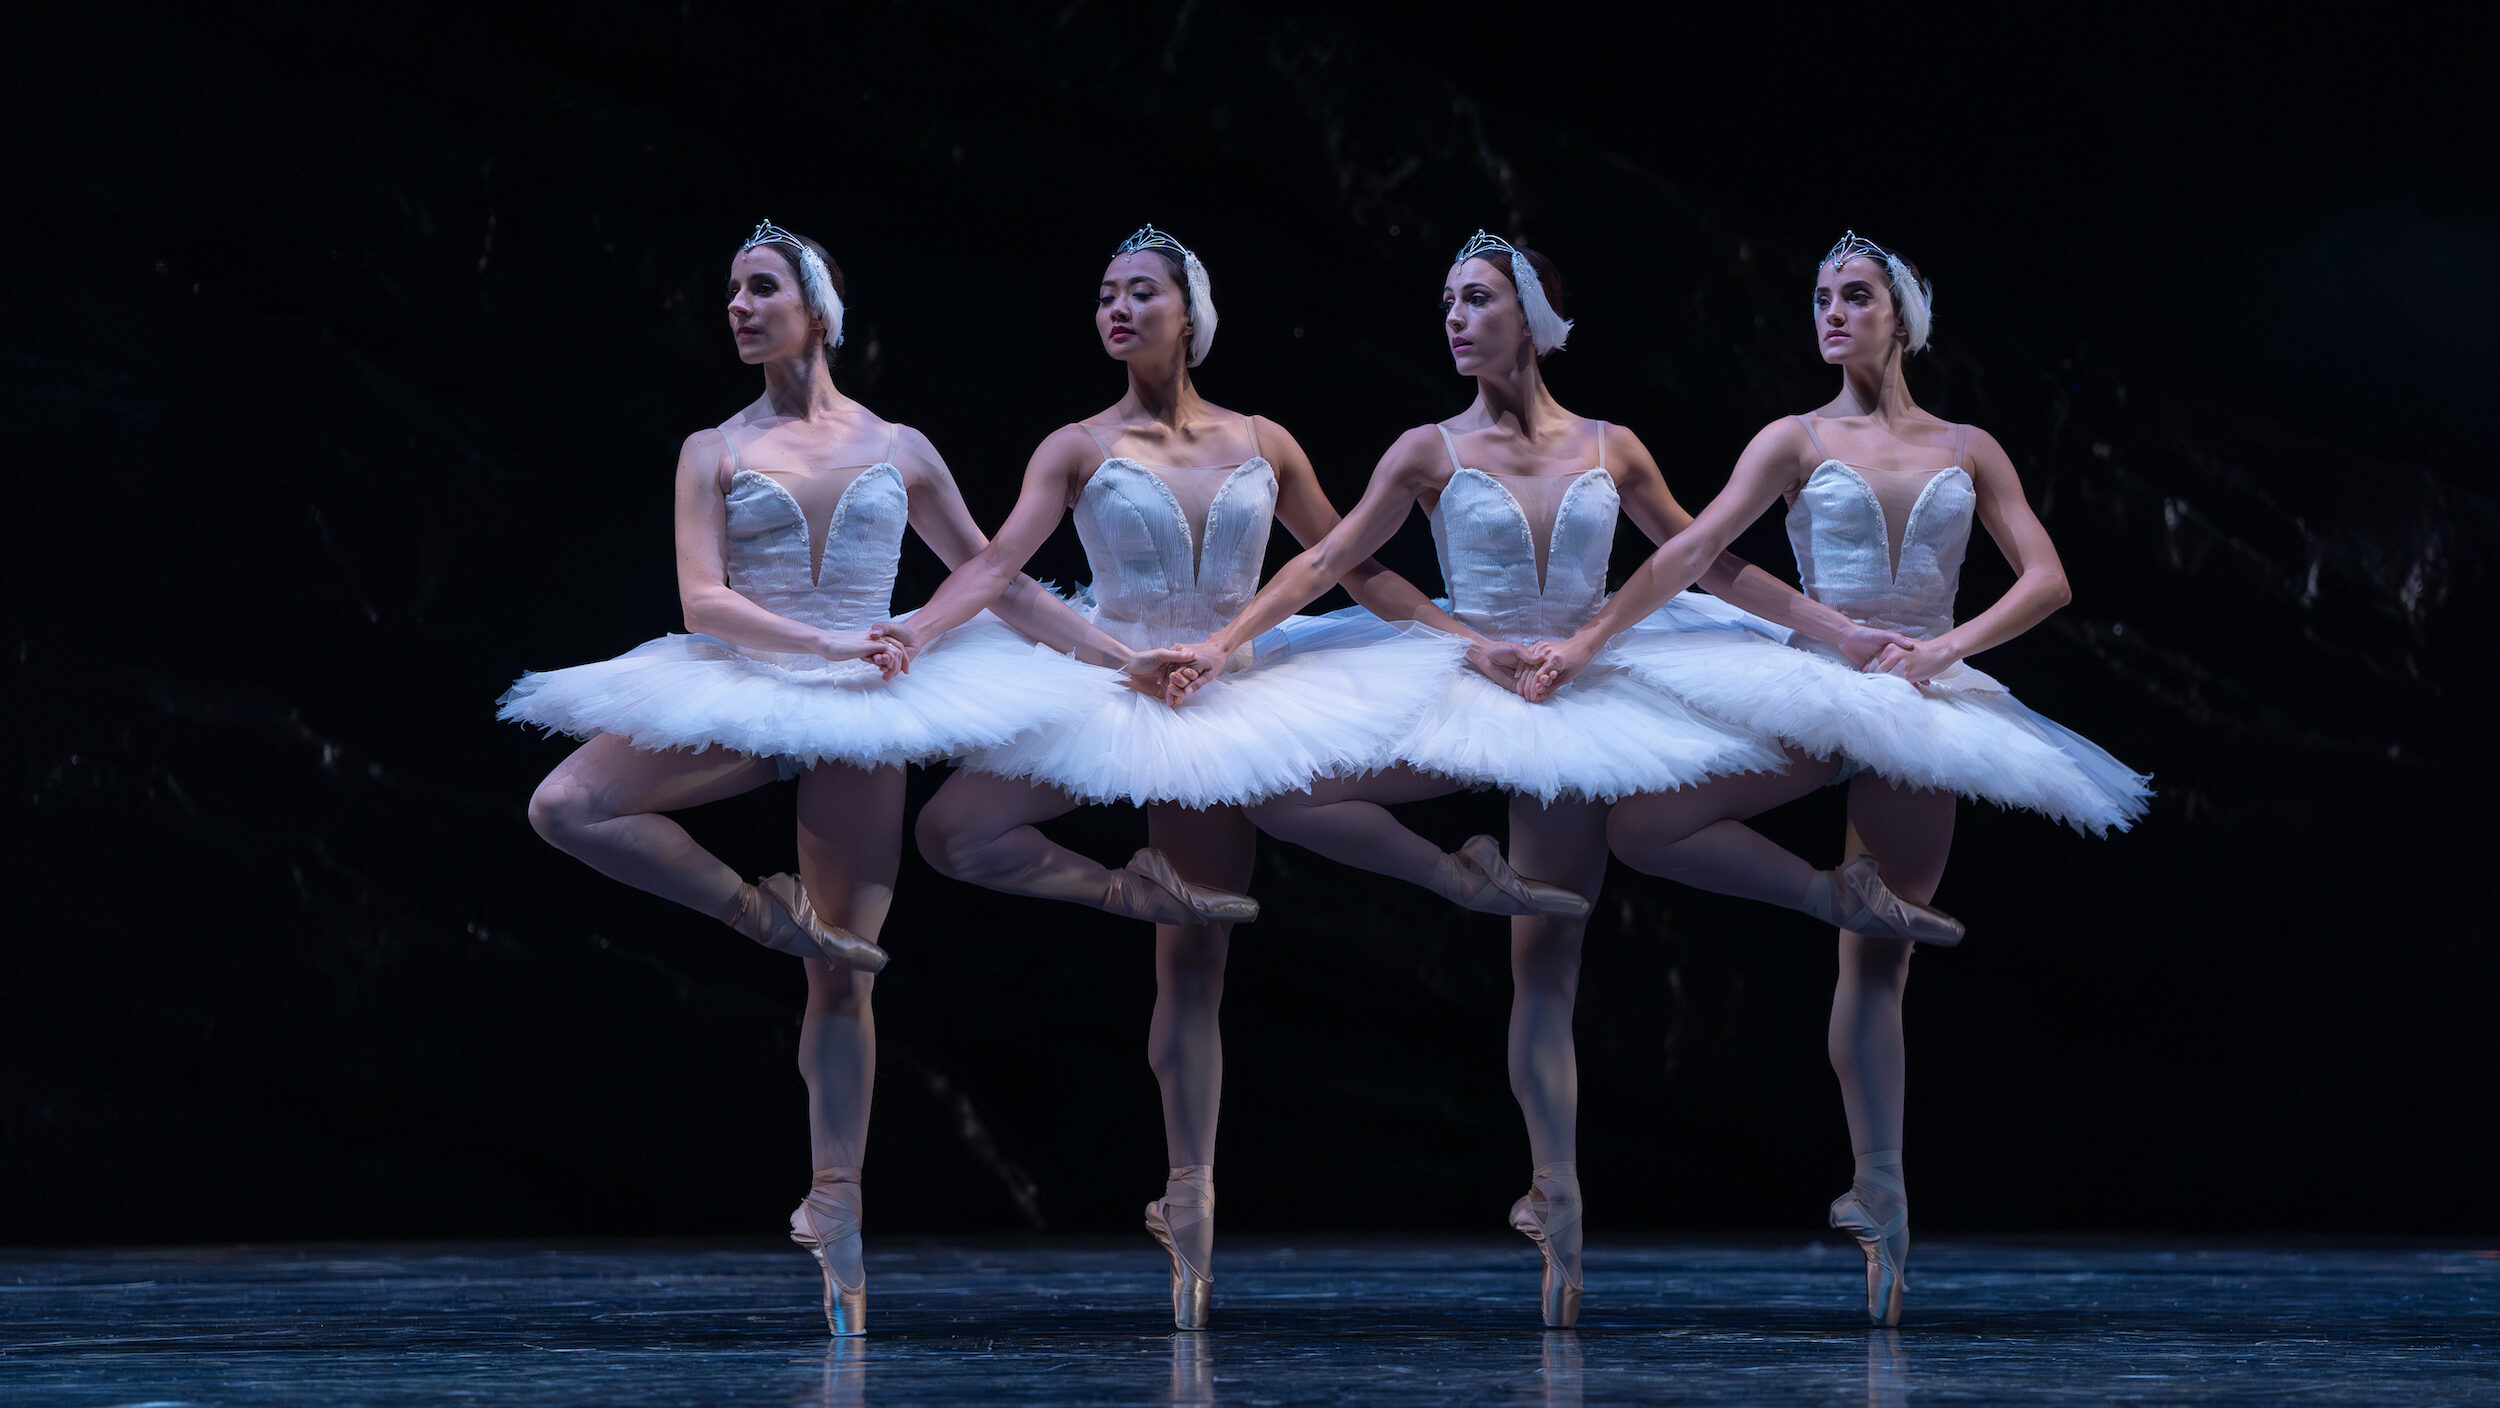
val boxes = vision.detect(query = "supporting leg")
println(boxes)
[1502,792,1609,1328]
[1825,774,1955,1325]
[785,761,904,1337]
[1138,801,1254,1330]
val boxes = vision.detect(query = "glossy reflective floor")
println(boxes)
[6,1238,2496,1404]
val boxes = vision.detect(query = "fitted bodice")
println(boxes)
[1426,423,1618,640]
[1784,419,1975,640]
[721,461,909,634]
[1073,456,1279,649]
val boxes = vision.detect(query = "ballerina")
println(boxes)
[499,221,1167,1336]
[1521,231,2151,1324]
[1158,230,1934,1326]
[869,225,1465,1329]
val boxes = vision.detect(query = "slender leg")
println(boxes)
[913,769,1094,900]
[1138,801,1254,1329]
[1244,765,1462,889]
[1503,792,1609,1327]
[1609,751,1957,943]
[918,769,1252,925]
[526,734,781,919]
[1825,774,1954,1325]
[1250,766,1578,914]
[785,761,904,1336]
[1605,749,1843,907]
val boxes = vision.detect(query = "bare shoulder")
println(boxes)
[1752,414,1814,456]
[679,427,735,490]
[1372,423,1450,489]
[1957,422,2013,468]
[1028,422,1106,489]
[1600,420,1658,469]
[888,423,951,482]
[1242,412,1307,460]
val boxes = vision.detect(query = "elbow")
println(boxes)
[2042,569,2073,613]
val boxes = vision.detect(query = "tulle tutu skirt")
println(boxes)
[1611,605,2152,836]
[1384,597,1789,805]
[496,612,1121,770]
[961,614,1467,809]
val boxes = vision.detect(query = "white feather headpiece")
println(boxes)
[742,220,845,352]
[1822,230,1932,354]
[1454,230,1573,356]
[1116,224,1217,367]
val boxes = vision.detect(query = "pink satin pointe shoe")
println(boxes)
[1144,1165,1215,1330]
[1508,1162,1584,1328]
[1436,835,1592,919]
[1828,1152,1908,1326]
[722,874,890,972]
[1825,856,1962,946]
[791,1166,868,1336]
[1105,849,1259,927]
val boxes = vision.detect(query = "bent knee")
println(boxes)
[913,803,985,880]
[527,774,603,845]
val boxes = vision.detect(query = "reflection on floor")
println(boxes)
[6,1238,2495,1404]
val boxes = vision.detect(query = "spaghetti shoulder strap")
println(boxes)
[1795,413,1833,462]
[1075,420,1114,458]
[1245,414,1264,459]
[1952,422,1969,468]
[1434,422,1464,470]
[720,429,742,473]
[1594,420,1608,472]
[885,421,904,462]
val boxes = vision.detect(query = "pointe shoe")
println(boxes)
[1508,1164,1584,1328]
[1144,1165,1215,1330]
[1433,835,1592,919]
[1825,856,1963,946]
[1105,849,1259,927]
[791,1167,868,1336]
[756,874,891,972]
[1828,1154,1908,1326]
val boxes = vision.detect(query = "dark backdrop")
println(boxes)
[6,2,2492,1243]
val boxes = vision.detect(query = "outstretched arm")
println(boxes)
[871,425,1094,654]
[1869,426,2070,683]
[1183,428,1459,663]
[1260,419,1480,642]
[1525,419,1811,698]
[1611,424,1912,668]
[674,430,904,676]
[890,427,1170,679]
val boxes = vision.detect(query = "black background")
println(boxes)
[6,2,2492,1243]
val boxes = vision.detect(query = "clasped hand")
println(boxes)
[825,625,912,681]
[867,619,1200,700]
[1511,619,1928,703]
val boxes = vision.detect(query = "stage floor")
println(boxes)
[5,1237,2495,1404]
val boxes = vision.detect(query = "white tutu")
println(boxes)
[961,615,1466,809]
[1241,603,1782,806]
[1612,619,2152,836]
[497,611,1121,770]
